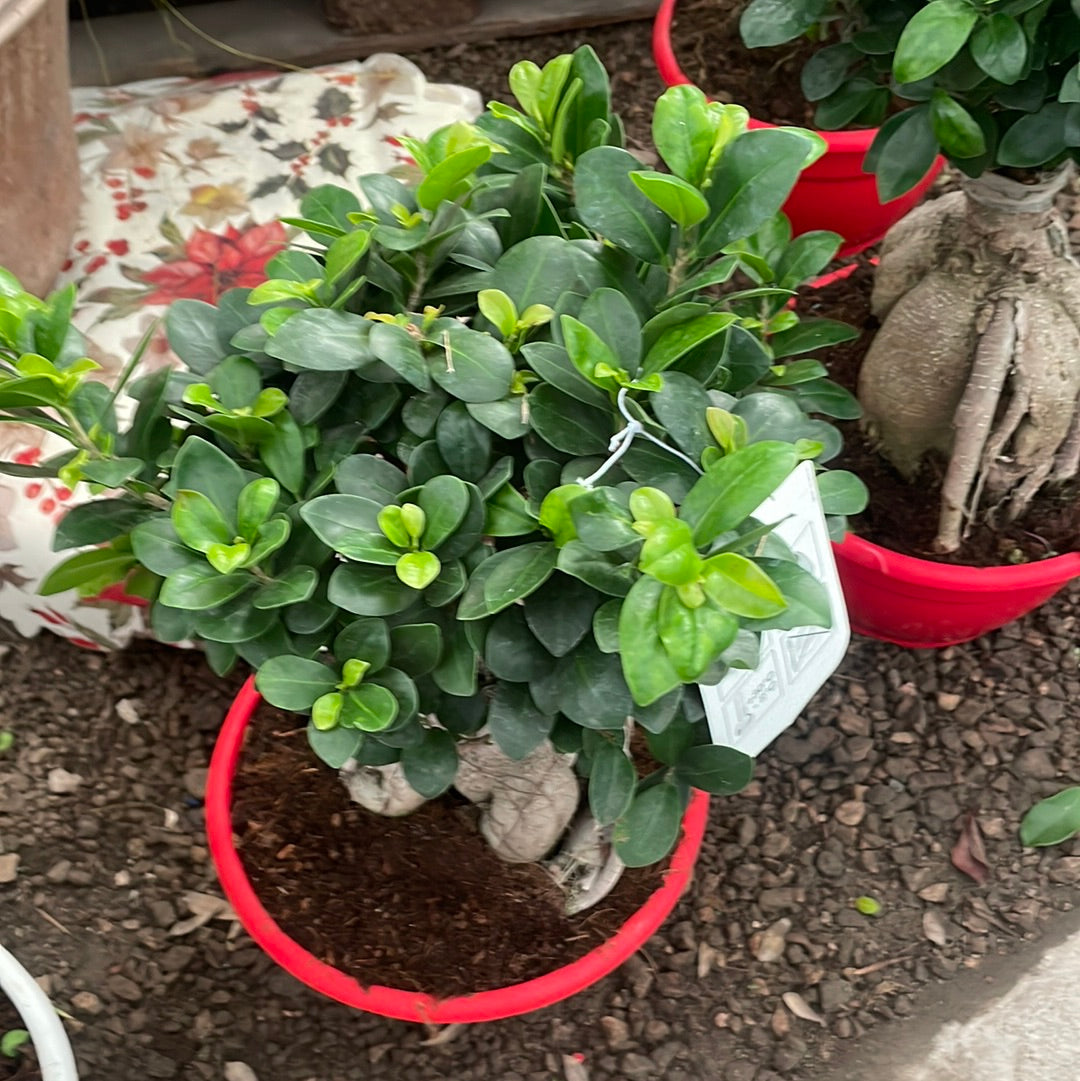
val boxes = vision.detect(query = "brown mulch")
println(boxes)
[232,713,658,996]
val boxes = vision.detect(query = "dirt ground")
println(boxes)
[2,12,1080,1081]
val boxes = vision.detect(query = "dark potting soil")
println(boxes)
[805,257,1080,565]
[0,1000,39,1081]
[231,711,661,997]
[666,0,830,126]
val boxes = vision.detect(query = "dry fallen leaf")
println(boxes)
[168,891,237,936]
[781,991,826,1027]
[918,882,949,903]
[922,909,948,947]
[951,813,990,884]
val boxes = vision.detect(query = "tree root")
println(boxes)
[858,167,1080,554]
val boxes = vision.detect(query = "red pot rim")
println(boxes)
[651,0,877,153]
[835,532,1080,591]
[206,676,711,1024]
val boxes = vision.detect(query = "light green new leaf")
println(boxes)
[630,171,710,230]
[701,552,787,618]
[1019,787,1080,847]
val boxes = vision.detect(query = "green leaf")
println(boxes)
[254,565,318,609]
[300,493,381,550]
[1020,787,1080,847]
[131,518,201,576]
[556,640,633,727]
[528,384,612,456]
[739,0,827,47]
[614,781,682,867]
[457,542,557,619]
[165,300,224,375]
[697,129,809,257]
[334,454,408,503]
[260,411,306,497]
[237,477,280,539]
[256,655,338,710]
[893,0,979,84]
[389,623,442,677]
[701,553,787,618]
[332,619,390,672]
[653,83,718,186]
[39,546,135,596]
[416,144,491,211]
[206,541,250,574]
[929,91,986,159]
[340,682,399,732]
[328,562,417,616]
[618,576,682,705]
[484,606,553,682]
[589,740,637,825]
[657,586,739,680]
[998,103,1071,168]
[169,436,245,526]
[369,321,431,391]
[680,441,797,546]
[53,499,153,551]
[557,540,636,597]
[307,720,362,767]
[569,488,638,552]
[523,341,608,408]
[265,308,374,371]
[401,727,459,798]
[79,457,143,487]
[417,474,473,550]
[435,400,492,481]
[396,550,441,589]
[574,146,674,264]
[816,470,869,515]
[642,313,735,376]
[522,575,598,660]
[159,565,251,610]
[741,558,831,632]
[649,372,715,461]
[299,184,362,234]
[486,235,604,312]
[431,324,515,403]
[674,744,754,795]
[487,682,554,760]
[970,13,1028,85]
[172,490,232,553]
[630,171,710,229]
[0,1029,29,1059]
[592,598,621,653]
[485,482,538,537]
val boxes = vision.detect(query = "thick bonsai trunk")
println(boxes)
[857,167,1080,553]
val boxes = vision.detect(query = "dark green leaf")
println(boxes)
[431,324,515,403]
[487,683,554,760]
[401,728,459,798]
[614,781,682,867]
[1019,787,1080,847]
[675,744,755,795]
[457,542,557,619]
[256,655,337,710]
[328,562,417,616]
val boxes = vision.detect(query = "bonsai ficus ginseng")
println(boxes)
[740,0,1080,554]
[0,48,866,904]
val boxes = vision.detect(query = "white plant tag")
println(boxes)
[699,461,849,757]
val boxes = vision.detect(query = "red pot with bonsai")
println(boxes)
[206,678,711,1024]
[652,0,943,255]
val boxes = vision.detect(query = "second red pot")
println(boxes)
[651,0,942,256]
[206,677,710,1024]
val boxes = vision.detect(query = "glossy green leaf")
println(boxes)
[629,170,710,229]
[893,0,979,84]
[1020,787,1080,847]
[340,682,399,732]
[614,781,682,867]
[431,324,515,403]
[256,655,338,710]
[334,618,391,671]
[307,720,362,767]
[556,640,634,728]
[617,576,681,706]
[657,586,739,680]
[674,744,754,795]
[401,727,459,798]
[457,542,557,619]
[254,565,319,609]
[265,308,374,371]
[589,740,637,825]
[487,682,554,760]
[328,562,417,616]
[172,490,232,553]
[39,546,135,596]
[701,553,787,618]
[369,321,431,391]
[396,550,441,590]
[418,474,473,550]
[389,623,442,677]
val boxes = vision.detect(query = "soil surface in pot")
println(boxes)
[0,999,38,1081]
[804,256,1080,566]
[231,712,660,996]
[667,0,862,127]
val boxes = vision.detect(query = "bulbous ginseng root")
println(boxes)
[857,170,1080,553]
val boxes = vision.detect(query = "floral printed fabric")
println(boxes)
[0,54,481,648]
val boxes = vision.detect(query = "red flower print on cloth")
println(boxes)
[139,220,287,304]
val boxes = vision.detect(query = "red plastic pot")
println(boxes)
[651,0,942,256]
[803,267,1080,646]
[832,533,1080,648]
[206,677,710,1024]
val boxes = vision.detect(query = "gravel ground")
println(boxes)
[2,14,1079,1081]
[0,579,1077,1080]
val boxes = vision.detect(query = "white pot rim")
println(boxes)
[0,944,78,1081]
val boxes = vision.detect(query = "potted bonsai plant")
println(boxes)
[0,48,866,1020]
[725,0,1080,645]
[651,0,944,254]
[0,944,78,1081]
